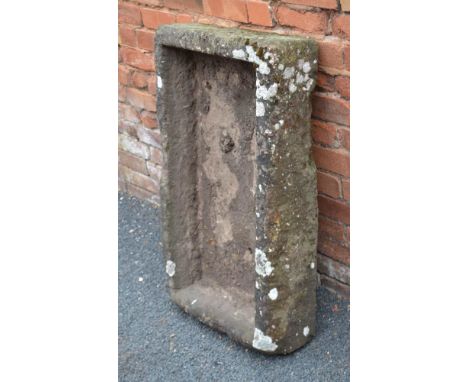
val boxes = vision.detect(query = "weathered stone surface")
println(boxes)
[156,24,318,355]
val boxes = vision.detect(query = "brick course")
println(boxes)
[276,5,328,34]
[282,0,338,10]
[118,0,350,297]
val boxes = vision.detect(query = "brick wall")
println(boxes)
[118,0,350,297]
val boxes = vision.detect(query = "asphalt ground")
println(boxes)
[118,193,350,382]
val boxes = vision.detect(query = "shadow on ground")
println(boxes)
[118,193,349,382]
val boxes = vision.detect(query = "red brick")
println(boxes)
[119,24,137,47]
[338,127,349,150]
[119,134,150,159]
[119,150,148,174]
[317,171,341,198]
[316,72,335,92]
[246,1,273,27]
[147,76,156,94]
[120,165,159,194]
[203,0,223,18]
[119,102,140,123]
[118,64,131,85]
[197,14,240,28]
[335,75,350,99]
[341,178,349,201]
[204,0,248,23]
[312,93,349,125]
[150,146,162,164]
[319,216,347,243]
[136,28,155,51]
[317,254,349,284]
[340,0,350,12]
[126,88,156,112]
[312,146,349,177]
[222,0,248,23]
[344,43,350,71]
[137,126,161,147]
[164,0,204,12]
[140,110,158,129]
[126,183,160,203]
[118,179,127,192]
[332,14,350,39]
[311,119,339,147]
[318,195,349,224]
[319,273,349,298]
[118,84,126,102]
[318,236,349,265]
[147,161,162,180]
[119,3,142,26]
[120,47,155,71]
[176,14,195,23]
[131,71,149,89]
[282,0,338,10]
[276,6,327,34]
[118,121,138,139]
[318,40,344,70]
[138,0,163,5]
[141,8,176,29]
[318,245,350,276]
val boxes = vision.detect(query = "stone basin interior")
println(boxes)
[164,46,257,343]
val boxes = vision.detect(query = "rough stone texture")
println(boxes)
[156,24,318,354]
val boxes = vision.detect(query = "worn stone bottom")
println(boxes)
[171,281,255,347]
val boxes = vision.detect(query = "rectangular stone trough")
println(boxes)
[156,24,318,355]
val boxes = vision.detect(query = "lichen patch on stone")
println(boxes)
[268,288,278,300]
[297,59,305,71]
[255,248,273,277]
[256,83,278,101]
[166,260,176,277]
[303,326,310,336]
[258,61,270,75]
[283,66,295,79]
[296,72,307,84]
[232,49,246,59]
[157,75,163,89]
[245,45,262,65]
[256,101,265,117]
[289,82,297,93]
[303,78,315,92]
[253,328,278,352]
[242,45,271,75]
